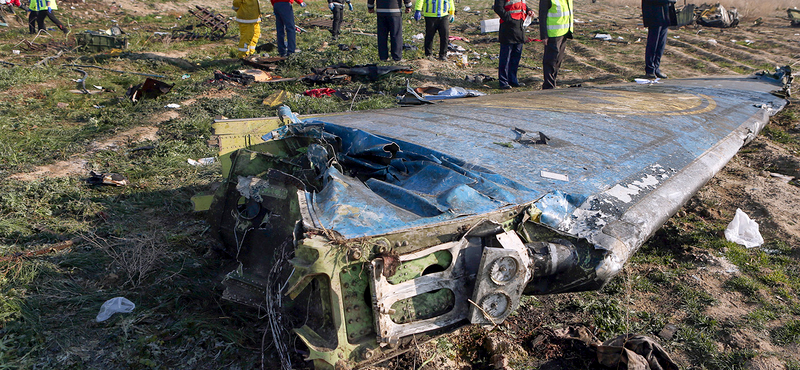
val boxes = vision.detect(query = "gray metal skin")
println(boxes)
[214,75,788,369]
[312,76,786,292]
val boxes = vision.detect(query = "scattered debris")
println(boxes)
[541,170,568,181]
[465,73,495,84]
[171,6,229,41]
[725,208,764,248]
[188,157,216,166]
[126,78,174,103]
[0,238,79,263]
[212,70,255,85]
[242,56,285,71]
[789,8,800,27]
[165,103,181,109]
[87,171,129,187]
[696,3,739,28]
[635,78,661,84]
[513,127,549,145]
[238,69,283,82]
[96,297,136,322]
[262,90,290,107]
[597,334,679,370]
[76,31,128,52]
[658,323,679,340]
[63,64,168,79]
[481,18,500,33]
[756,65,793,98]
[304,88,336,97]
[303,64,412,84]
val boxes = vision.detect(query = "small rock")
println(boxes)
[658,323,678,340]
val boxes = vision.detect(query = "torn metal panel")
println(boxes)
[206,74,789,369]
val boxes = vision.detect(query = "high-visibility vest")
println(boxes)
[414,0,454,18]
[29,0,56,11]
[502,0,526,21]
[546,0,573,37]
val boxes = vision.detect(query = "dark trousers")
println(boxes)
[376,14,402,61]
[274,2,296,56]
[29,9,66,34]
[498,43,523,87]
[645,26,668,75]
[331,6,343,38]
[542,35,568,89]
[424,16,449,59]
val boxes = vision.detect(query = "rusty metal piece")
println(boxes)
[126,78,174,103]
[171,6,229,41]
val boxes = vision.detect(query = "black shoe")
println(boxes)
[655,71,668,79]
[511,82,526,87]
[645,73,657,79]
[500,84,512,90]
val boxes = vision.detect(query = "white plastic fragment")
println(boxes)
[541,170,569,181]
[635,78,661,84]
[165,103,181,109]
[594,33,612,41]
[463,6,470,11]
[96,297,135,322]
[707,39,717,45]
[188,157,216,166]
[724,208,764,248]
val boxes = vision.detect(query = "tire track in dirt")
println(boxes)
[569,42,637,76]
[666,38,756,73]
[665,47,735,75]
[670,36,781,69]
[677,33,797,67]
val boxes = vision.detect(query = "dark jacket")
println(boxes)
[369,0,411,14]
[642,0,677,27]
[493,0,527,44]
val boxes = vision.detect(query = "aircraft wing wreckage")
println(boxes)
[203,74,790,369]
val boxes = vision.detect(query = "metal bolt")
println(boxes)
[348,248,362,261]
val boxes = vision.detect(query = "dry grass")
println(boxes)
[601,0,797,20]
[83,232,173,288]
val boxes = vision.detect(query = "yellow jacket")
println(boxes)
[29,0,56,11]
[232,0,261,23]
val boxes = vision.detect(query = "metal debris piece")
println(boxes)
[242,56,285,71]
[171,6,229,41]
[696,3,739,28]
[789,9,800,27]
[76,31,128,51]
[126,78,174,103]
[205,74,790,369]
[87,171,128,187]
[73,69,88,94]
[513,127,549,145]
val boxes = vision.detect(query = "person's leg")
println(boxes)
[274,5,286,56]
[652,26,668,76]
[644,26,659,75]
[45,10,66,33]
[284,5,296,55]
[423,16,435,57]
[498,43,511,88]
[28,9,37,34]
[376,15,389,61]
[35,10,45,31]
[508,43,523,86]
[331,6,343,38]
[248,21,261,56]
[554,36,567,78]
[437,16,449,59]
[237,22,253,58]
[388,15,402,61]
[542,36,561,89]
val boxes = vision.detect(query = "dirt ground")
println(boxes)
[4,0,800,368]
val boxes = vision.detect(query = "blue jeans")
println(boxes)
[274,2,296,56]
[498,43,523,87]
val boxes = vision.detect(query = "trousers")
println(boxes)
[542,35,568,89]
[331,6,343,38]
[423,16,449,59]
[644,26,668,75]
[274,2,296,56]
[29,9,66,34]
[376,14,402,61]
[498,43,523,87]
[237,21,261,58]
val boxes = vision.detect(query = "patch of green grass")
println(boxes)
[771,320,800,345]
[725,275,763,298]
[763,126,795,145]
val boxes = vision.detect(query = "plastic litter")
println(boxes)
[593,34,612,41]
[96,297,135,322]
[635,78,661,84]
[188,157,216,166]
[165,103,181,108]
[724,208,764,248]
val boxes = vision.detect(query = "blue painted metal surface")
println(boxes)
[266,76,785,241]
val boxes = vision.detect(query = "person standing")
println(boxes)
[328,0,352,40]
[494,0,534,89]
[368,0,412,62]
[539,0,573,89]
[232,0,262,58]
[414,0,454,60]
[28,0,67,35]
[272,0,306,57]
[642,0,676,79]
